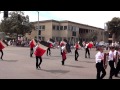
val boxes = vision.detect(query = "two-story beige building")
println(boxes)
[26,20,105,44]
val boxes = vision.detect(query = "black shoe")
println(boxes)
[61,61,64,65]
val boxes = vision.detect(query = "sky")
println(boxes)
[1,11,120,29]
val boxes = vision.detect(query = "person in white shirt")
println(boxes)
[115,47,120,77]
[114,47,118,67]
[85,42,90,58]
[108,46,116,79]
[95,47,106,79]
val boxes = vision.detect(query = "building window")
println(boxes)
[64,26,67,30]
[60,26,63,30]
[52,37,55,41]
[86,29,88,33]
[72,31,76,36]
[109,33,112,38]
[38,30,41,35]
[73,26,76,31]
[41,37,44,41]
[42,25,45,30]
[38,26,41,30]
[35,26,38,30]
[57,26,59,30]
[60,37,62,41]
[81,30,83,33]
[52,25,56,30]
[56,37,61,41]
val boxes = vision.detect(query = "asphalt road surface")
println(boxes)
[0,46,120,79]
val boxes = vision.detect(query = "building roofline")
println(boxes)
[60,20,104,30]
[30,20,104,30]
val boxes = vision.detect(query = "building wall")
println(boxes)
[41,21,52,41]
[26,20,105,44]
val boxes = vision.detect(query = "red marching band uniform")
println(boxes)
[0,41,6,50]
[49,43,53,48]
[60,41,67,65]
[29,39,36,57]
[0,40,7,60]
[74,42,80,61]
[61,45,67,65]
[75,43,80,50]
[29,39,36,49]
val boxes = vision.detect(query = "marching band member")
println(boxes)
[34,42,42,69]
[60,40,66,55]
[29,39,36,57]
[95,47,106,79]
[115,47,120,77]
[75,41,80,61]
[85,42,90,58]
[114,47,118,68]
[47,39,53,56]
[0,39,7,60]
[61,44,67,65]
[108,47,116,79]
[46,43,52,56]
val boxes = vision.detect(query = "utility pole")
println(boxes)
[37,11,39,41]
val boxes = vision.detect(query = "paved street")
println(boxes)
[0,46,120,79]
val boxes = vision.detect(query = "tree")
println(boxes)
[0,11,34,39]
[86,31,98,41]
[106,17,120,42]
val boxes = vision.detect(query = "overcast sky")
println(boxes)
[0,11,120,29]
